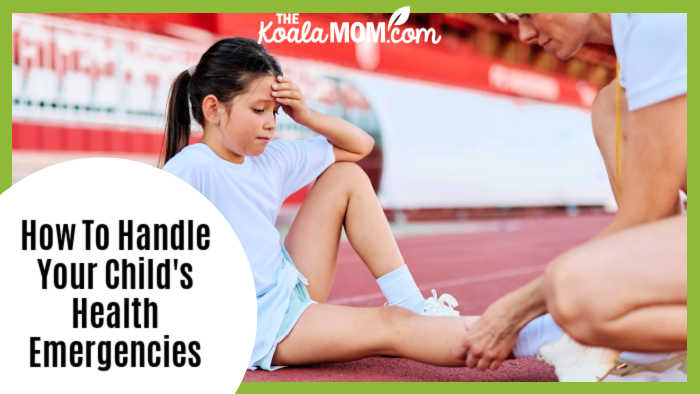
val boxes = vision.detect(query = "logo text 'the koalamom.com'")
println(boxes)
[258,7,442,45]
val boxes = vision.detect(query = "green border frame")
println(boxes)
[3,2,692,393]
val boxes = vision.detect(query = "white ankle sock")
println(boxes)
[513,314,564,357]
[512,315,677,363]
[376,264,425,313]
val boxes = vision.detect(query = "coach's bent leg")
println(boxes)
[543,215,686,351]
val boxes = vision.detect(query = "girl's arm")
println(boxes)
[272,75,375,162]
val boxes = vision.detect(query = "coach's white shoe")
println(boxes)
[601,352,687,382]
[537,333,618,382]
[421,289,460,316]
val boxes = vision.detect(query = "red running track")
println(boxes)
[244,214,614,382]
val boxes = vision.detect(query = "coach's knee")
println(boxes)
[543,252,611,346]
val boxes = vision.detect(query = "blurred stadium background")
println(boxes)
[11,13,617,222]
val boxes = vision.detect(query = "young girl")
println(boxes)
[161,37,474,371]
[161,37,615,378]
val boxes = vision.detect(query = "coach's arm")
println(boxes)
[456,88,686,371]
[595,93,687,238]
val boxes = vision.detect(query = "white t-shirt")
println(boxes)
[611,13,687,111]
[163,137,335,294]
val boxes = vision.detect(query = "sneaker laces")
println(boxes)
[601,352,687,381]
[421,289,459,316]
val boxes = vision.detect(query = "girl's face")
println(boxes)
[214,75,279,162]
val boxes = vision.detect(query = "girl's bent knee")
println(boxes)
[320,162,369,184]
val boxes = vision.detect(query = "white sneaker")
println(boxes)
[601,352,687,382]
[421,289,460,317]
[537,333,618,382]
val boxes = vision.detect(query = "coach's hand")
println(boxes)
[455,276,547,370]
[456,297,520,370]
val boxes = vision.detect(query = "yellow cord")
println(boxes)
[615,62,622,197]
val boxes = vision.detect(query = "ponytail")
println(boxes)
[161,70,192,166]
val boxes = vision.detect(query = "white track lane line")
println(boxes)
[327,264,548,305]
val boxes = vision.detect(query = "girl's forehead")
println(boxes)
[245,75,276,100]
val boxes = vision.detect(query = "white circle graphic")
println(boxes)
[0,158,256,393]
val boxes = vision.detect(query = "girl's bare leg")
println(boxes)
[275,162,479,366]
[284,162,408,302]
[274,304,477,366]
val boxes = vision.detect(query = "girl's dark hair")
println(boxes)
[161,37,283,165]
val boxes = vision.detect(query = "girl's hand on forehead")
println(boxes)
[271,75,313,126]
[271,75,373,159]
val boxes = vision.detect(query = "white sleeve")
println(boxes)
[268,137,335,199]
[162,155,205,193]
[612,13,686,111]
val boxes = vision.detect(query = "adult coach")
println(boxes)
[460,13,686,375]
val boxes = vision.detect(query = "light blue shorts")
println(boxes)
[249,248,315,371]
